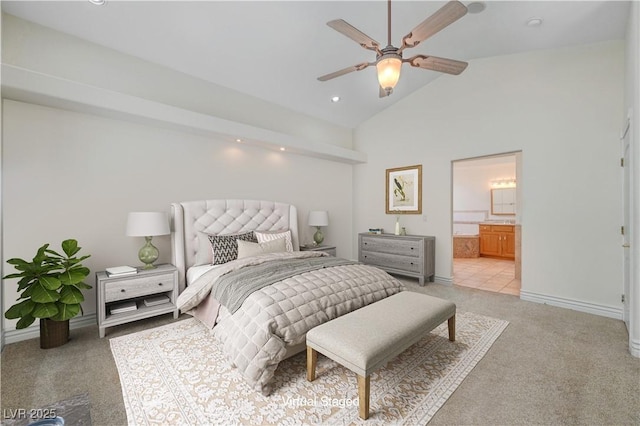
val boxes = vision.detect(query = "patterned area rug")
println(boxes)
[110,312,508,425]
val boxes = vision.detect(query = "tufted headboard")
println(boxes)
[170,199,299,292]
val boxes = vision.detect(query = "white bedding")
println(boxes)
[186,264,219,285]
[177,251,404,394]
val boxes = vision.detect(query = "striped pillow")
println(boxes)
[255,230,294,252]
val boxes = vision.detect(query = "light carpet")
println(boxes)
[110,312,508,425]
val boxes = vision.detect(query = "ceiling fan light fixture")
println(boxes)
[376,55,402,94]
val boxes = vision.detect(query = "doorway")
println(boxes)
[451,152,521,295]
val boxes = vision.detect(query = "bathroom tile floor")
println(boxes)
[453,257,520,296]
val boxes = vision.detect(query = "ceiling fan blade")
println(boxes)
[405,55,468,75]
[318,62,372,81]
[327,19,382,54]
[399,1,467,53]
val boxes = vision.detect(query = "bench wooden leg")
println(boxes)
[357,375,370,420]
[306,346,317,381]
[448,315,456,342]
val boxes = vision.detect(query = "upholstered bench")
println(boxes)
[306,291,456,420]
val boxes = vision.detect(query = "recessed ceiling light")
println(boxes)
[526,17,543,27]
[89,0,106,5]
[466,2,486,14]
[280,147,286,151]
[330,96,341,103]
[235,138,242,143]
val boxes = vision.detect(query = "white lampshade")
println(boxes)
[308,211,329,227]
[377,56,402,93]
[126,212,170,237]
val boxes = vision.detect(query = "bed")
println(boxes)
[171,199,403,394]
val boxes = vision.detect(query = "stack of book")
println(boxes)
[110,301,137,315]
[106,266,137,277]
[143,295,170,307]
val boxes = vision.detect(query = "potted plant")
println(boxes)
[3,239,91,349]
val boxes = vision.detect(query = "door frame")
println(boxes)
[450,150,523,288]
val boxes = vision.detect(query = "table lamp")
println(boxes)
[126,212,170,269]
[308,211,329,245]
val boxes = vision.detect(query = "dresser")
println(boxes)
[358,233,435,285]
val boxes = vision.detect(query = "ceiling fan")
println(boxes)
[318,0,469,97]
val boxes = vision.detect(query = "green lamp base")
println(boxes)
[138,236,159,269]
[313,227,324,245]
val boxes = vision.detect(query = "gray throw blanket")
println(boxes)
[212,256,357,314]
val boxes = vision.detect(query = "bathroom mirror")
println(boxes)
[491,188,516,215]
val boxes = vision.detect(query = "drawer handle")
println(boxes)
[410,247,414,250]
[120,289,126,293]
[158,282,163,286]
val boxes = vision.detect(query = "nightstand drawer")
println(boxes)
[104,272,174,303]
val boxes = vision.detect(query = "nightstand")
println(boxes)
[96,264,179,338]
[300,245,337,256]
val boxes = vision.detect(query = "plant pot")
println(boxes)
[40,318,69,349]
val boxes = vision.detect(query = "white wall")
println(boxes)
[2,100,353,331]
[354,41,624,314]
[624,1,640,356]
[453,157,516,223]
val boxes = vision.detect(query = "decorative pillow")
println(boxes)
[255,230,294,252]
[237,238,287,259]
[208,231,257,265]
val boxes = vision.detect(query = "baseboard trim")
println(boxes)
[520,290,622,320]
[434,276,453,286]
[3,314,96,345]
[630,338,640,358]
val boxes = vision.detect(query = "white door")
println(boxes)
[622,117,631,329]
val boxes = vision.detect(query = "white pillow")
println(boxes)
[237,238,286,259]
[255,230,294,252]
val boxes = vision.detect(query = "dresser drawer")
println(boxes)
[361,250,423,273]
[104,272,174,303]
[360,236,421,257]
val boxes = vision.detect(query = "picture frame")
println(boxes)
[386,165,422,214]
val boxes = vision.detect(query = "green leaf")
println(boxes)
[5,300,34,319]
[31,283,60,303]
[44,248,63,258]
[59,286,84,304]
[33,244,50,263]
[32,303,59,319]
[58,269,87,285]
[20,300,36,316]
[67,255,91,266]
[16,314,36,329]
[21,285,34,298]
[17,277,36,291]
[2,272,25,280]
[69,266,90,275]
[38,275,62,290]
[51,303,80,321]
[62,239,80,257]
[73,282,93,290]
[6,258,30,271]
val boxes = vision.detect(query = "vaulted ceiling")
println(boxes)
[1,1,630,128]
